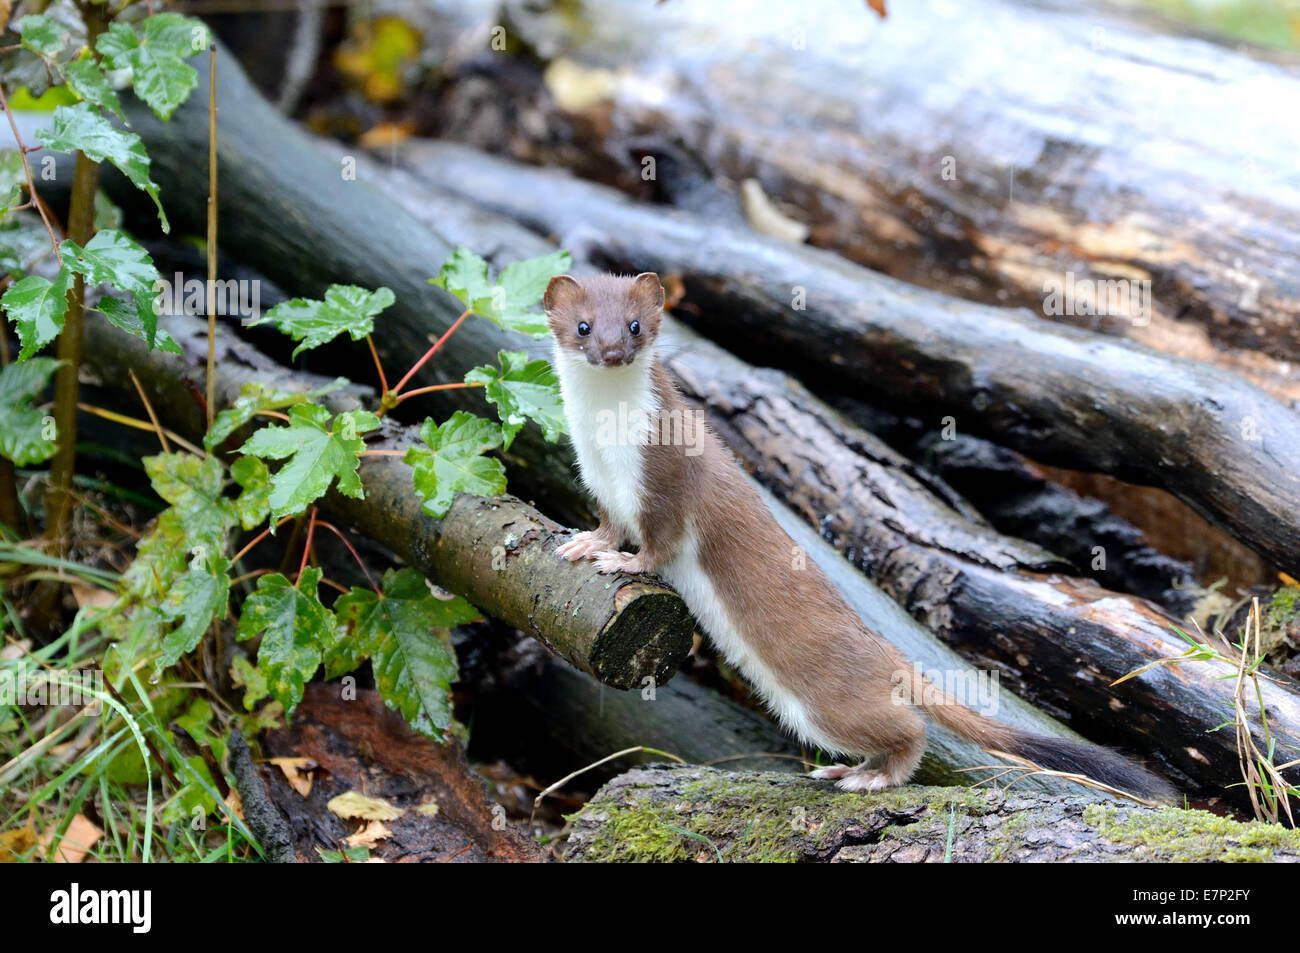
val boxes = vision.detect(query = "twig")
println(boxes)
[75,402,203,456]
[128,368,171,453]
[205,43,219,435]
[531,745,685,828]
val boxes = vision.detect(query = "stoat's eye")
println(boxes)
[577,322,591,337]
[629,320,641,336]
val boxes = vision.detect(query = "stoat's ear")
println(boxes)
[630,272,665,311]
[543,275,583,313]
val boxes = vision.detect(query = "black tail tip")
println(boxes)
[1008,733,1178,803]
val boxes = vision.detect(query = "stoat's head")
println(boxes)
[544,272,665,368]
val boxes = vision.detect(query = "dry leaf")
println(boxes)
[358,120,415,150]
[342,820,392,848]
[867,0,887,18]
[71,584,116,610]
[327,791,404,822]
[0,824,40,862]
[270,757,317,797]
[44,814,104,863]
[225,789,245,822]
[415,796,440,817]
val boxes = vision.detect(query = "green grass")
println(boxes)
[1139,0,1300,51]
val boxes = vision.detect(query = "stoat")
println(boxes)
[545,271,1173,799]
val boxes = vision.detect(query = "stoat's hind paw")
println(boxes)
[556,531,613,562]
[592,550,645,574]
[809,764,898,792]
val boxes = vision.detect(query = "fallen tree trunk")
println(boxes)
[435,0,1300,402]
[564,764,1300,863]
[80,309,693,691]
[400,143,1300,577]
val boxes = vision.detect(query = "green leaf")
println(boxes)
[428,246,492,303]
[17,14,68,58]
[63,54,125,121]
[430,247,571,339]
[236,568,332,714]
[230,455,271,531]
[465,349,566,449]
[204,378,348,451]
[157,553,230,672]
[0,357,60,465]
[253,285,394,358]
[143,452,238,552]
[61,228,162,346]
[1,268,73,360]
[0,150,27,209]
[239,404,380,520]
[38,103,169,231]
[404,411,506,519]
[332,568,478,739]
[96,14,210,122]
[229,655,270,711]
[96,295,182,354]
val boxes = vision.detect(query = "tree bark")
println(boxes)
[434,0,1300,402]
[79,308,693,691]
[564,764,1300,863]
[399,143,1300,577]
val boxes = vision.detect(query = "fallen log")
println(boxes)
[399,143,1300,577]
[79,308,693,691]
[563,764,1300,863]
[443,0,1300,401]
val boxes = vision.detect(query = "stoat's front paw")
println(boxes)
[592,550,645,574]
[556,530,613,562]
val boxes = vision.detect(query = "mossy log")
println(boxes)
[400,142,1300,578]
[442,0,1300,401]
[78,309,693,690]
[564,764,1300,863]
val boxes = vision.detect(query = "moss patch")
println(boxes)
[1083,804,1300,862]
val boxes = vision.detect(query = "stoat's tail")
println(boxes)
[918,686,1176,802]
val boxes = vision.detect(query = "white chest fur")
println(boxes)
[553,348,659,543]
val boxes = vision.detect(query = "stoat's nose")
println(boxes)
[601,346,627,366]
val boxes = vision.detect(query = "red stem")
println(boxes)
[367,335,389,395]
[394,380,483,404]
[295,507,318,585]
[390,309,471,397]
[230,515,295,564]
[314,519,380,593]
